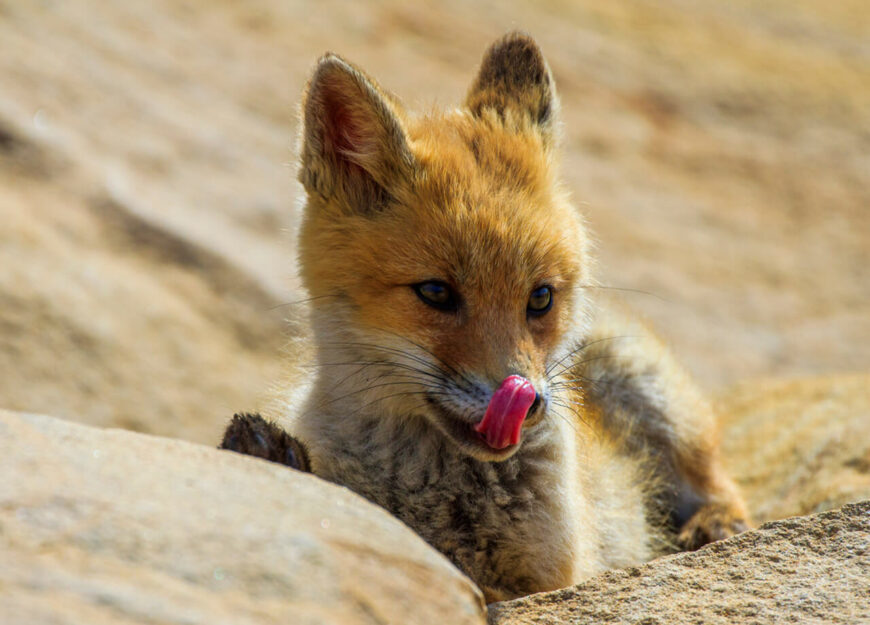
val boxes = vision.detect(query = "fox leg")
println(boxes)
[220,413,311,472]
[567,303,750,550]
[663,430,750,550]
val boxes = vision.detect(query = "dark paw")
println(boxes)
[220,413,310,472]
[677,503,750,551]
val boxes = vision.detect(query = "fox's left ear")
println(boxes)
[299,54,414,215]
[466,32,559,146]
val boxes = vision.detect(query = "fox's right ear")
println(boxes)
[299,55,414,215]
[466,32,559,147]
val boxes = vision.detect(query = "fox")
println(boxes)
[221,32,749,603]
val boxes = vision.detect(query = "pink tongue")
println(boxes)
[474,375,537,450]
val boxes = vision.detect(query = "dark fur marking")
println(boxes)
[219,413,310,472]
[468,136,482,165]
[467,32,554,129]
[581,350,708,543]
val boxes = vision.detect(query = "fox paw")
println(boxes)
[677,502,749,551]
[220,412,310,472]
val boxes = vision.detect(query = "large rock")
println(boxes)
[718,373,870,523]
[488,501,870,625]
[0,410,485,625]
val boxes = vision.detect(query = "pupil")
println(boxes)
[425,284,445,300]
[529,286,551,312]
[414,281,456,311]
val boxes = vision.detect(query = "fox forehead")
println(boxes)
[345,112,587,293]
[409,111,551,195]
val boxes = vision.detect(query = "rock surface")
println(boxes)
[488,501,870,625]
[0,409,485,625]
[719,373,870,523]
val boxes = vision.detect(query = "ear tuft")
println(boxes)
[299,55,413,214]
[466,32,558,140]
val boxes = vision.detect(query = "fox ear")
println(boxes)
[299,55,414,214]
[466,32,559,144]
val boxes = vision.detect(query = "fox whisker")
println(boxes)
[371,330,477,390]
[265,293,338,311]
[346,389,453,420]
[321,339,470,390]
[572,284,669,302]
[545,335,635,377]
[314,379,450,413]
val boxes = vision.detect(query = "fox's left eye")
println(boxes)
[413,281,458,312]
[527,286,553,316]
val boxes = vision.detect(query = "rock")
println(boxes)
[0,410,485,625]
[488,501,870,625]
[718,374,870,523]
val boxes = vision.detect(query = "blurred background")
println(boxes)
[1,0,868,444]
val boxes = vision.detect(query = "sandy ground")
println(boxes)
[1,0,868,443]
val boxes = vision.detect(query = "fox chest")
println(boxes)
[329,447,579,601]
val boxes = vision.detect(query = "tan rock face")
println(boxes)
[0,410,486,625]
[718,374,870,523]
[488,500,870,625]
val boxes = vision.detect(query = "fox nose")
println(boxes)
[530,392,542,415]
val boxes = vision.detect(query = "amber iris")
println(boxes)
[414,281,457,311]
[527,285,553,316]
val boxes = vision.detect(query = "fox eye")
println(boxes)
[528,286,553,316]
[413,281,458,311]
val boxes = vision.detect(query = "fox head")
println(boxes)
[297,33,592,461]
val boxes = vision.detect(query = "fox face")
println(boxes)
[298,34,591,461]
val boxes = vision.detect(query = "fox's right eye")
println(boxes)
[413,281,458,312]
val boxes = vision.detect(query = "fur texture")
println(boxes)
[220,412,310,472]
[250,32,748,603]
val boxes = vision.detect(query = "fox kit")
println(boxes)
[223,33,748,602]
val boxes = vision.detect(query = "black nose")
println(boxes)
[530,392,542,415]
